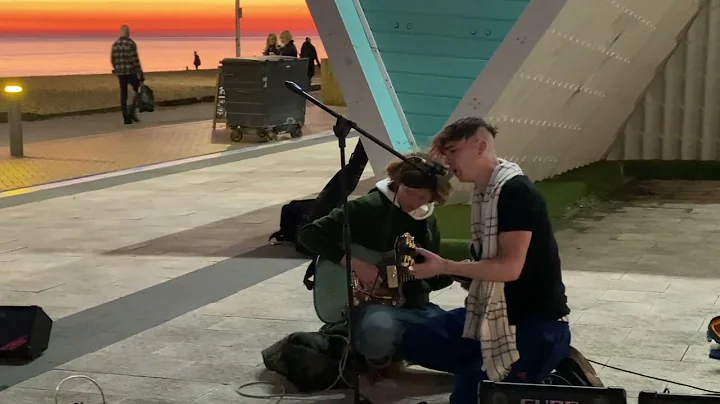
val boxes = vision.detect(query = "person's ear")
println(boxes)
[477,139,487,156]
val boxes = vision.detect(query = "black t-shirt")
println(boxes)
[496,175,570,324]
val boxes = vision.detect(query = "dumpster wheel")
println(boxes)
[290,125,303,139]
[230,128,244,142]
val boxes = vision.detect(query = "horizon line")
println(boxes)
[0,33,320,38]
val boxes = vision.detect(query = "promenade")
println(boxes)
[0,124,718,403]
[0,100,341,192]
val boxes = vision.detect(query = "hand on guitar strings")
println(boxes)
[350,257,382,290]
[408,247,447,279]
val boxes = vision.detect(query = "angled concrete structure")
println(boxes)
[308,0,702,180]
[609,2,720,161]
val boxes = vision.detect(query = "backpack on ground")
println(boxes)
[261,323,356,393]
[135,84,155,113]
[268,199,316,256]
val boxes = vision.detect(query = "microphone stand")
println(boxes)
[283,80,430,404]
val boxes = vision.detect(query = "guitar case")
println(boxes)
[300,141,368,286]
[271,141,368,257]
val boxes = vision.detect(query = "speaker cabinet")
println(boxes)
[478,380,628,404]
[0,305,52,359]
[638,390,720,404]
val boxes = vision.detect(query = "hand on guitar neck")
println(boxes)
[396,233,472,287]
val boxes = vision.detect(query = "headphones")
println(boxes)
[398,156,454,189]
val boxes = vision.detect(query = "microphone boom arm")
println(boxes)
[284,80,435,175]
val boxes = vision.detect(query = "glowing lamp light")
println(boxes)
[4,85,23,94]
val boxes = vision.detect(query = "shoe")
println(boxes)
[707,316,720,344]
[555,346,604,387]
[364,356,394,385]
[131,115,140,123]
[124,119,132,125]
[707,316,720,360]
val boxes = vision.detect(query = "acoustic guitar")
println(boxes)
[312,234,418,324]
[312,233,471,324]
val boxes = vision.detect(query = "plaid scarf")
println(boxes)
[463,159,524,381]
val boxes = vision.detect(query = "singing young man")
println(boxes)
[402,118,601,403]
[297,152,454,370]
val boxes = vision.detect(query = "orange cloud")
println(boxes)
[0,0,316,35]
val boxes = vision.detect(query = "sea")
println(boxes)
[0,36,327,78]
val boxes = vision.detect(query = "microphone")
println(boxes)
[284,80,304,95]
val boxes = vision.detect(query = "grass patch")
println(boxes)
[0,69,219,116]
[623,160,720,180]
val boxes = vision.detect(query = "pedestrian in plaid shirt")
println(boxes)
[111,25,144,124]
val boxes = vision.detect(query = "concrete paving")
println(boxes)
[0,141,719,403]
[0,100,344,191]
[0,103,217,146]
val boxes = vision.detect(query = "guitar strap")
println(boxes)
[303,256,318,290]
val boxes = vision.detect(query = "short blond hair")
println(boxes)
[279,30,293,44]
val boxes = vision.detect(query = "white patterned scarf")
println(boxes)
[463,159,524,381]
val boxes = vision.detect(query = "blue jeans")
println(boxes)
[400,308,571,404]
[353,303,446,362]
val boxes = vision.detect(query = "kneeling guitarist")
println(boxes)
[298,152,454,371]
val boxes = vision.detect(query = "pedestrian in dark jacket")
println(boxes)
[279,30,298,57]
[300,37,321,83]
[193,51,201,70]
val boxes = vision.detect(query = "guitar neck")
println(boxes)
[343,243,473,284]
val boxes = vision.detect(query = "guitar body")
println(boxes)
[312,234,470,325]
[313,243,409,324]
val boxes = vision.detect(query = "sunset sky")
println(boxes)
[0,0,317,37]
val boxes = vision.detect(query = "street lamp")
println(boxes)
[3,84,24,157]
[235,0,243,57]
[4,85,22,94]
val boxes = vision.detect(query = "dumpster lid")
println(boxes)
[221,56,298,65]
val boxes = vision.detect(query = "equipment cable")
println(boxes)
[586,358,720,395]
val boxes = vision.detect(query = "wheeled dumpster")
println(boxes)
[220,56,309,142]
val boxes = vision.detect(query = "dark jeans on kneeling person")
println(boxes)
[353,302,446,363]
[400,307,571,404]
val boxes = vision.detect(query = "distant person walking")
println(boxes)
[263,33,281,56]
[300,37,321,84]
[111,24,144,124]
[278,31,298,57]
[193,51,201,70]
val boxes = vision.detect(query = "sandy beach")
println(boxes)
[0,69,219,117]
